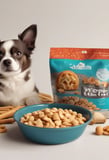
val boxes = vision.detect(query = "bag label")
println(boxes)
[50,48,109,110]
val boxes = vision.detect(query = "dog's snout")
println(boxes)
[3,59,12,66]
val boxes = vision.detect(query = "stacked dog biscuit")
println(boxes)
[0,92,54,133]
[38,92,54,104]
[0,106,24,133]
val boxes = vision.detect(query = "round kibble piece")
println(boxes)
[95,126,103,135]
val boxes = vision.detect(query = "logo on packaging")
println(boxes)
[70,62,92,70]
[96,68,109,81]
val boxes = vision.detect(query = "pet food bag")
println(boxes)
[49,48,109,117]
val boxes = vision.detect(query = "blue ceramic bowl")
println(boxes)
[14,103,92,144]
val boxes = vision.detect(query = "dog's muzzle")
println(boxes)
[3,59,12,67]
[0,58,21,74]
[2,59,13,72]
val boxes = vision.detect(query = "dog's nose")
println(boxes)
[3,59,12,66]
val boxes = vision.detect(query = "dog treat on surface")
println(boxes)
[0,125,7,133]
[0,106,15,111]
[20,107,87,128]
[0,106,24,133]
[0,118,15,124]
[95,126,104,135]
[0,106,24,120]
[95,125,109,136]
[38,92,54,103]
[89,112,106,125]
[103,126,109,135]
[0,92,53,133]
[0,111,8,114]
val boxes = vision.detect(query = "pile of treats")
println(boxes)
[0,106,24,133]
[0,92,109,137]
[0,92,54,133]
[20,108,87,128]
[95,126,109,135]
[58,96,99,111]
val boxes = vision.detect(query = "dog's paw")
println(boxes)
[24,94,41,106]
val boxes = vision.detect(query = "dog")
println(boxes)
[0,24,41,106]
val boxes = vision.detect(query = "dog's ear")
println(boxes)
[18,24,37,51]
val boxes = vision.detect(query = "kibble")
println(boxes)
[58,96,99,111]
[95,126,103,135]
[20,107,87,128]
[95,125,109,136]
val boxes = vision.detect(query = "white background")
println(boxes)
[1,0,109,95]
[0,0,109,160]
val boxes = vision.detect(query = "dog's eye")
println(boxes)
[15,51,22,57]
[0,51,4,58]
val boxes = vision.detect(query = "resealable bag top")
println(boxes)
[49,48,109,117]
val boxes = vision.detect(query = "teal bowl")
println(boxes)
[14,103,92,145]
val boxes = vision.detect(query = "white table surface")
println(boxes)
[0,119,109,160]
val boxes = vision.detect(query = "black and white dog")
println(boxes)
[0,24,41,106]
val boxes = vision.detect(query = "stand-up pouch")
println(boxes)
[50,48,109,117]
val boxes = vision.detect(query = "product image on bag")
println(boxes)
[49,48,109,114]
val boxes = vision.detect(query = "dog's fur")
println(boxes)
[0,24,40,106]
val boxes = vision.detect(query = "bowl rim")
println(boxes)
[14,103,92,130]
